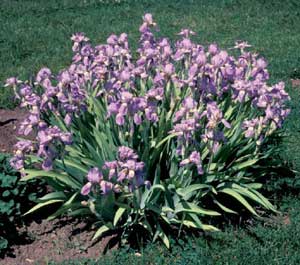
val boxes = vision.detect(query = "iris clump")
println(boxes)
[7,14,290,248]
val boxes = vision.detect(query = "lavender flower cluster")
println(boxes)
[6,13,290,191]
[81,146,149,196]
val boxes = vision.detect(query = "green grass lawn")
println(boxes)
[1,0,300,105]
[1,0,300,264]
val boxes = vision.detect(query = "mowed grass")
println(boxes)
[1,0,300,264]
[1,0,300,93]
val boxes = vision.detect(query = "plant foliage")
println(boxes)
[0,153,44,255]
[6,14,290,248]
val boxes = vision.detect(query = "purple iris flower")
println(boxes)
[87,167,103,183]
[100,180,114,194]
[81,182,92,196]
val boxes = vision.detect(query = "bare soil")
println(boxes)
[1,217,117,265]
[292,79,300,88]
[0,108,29,153]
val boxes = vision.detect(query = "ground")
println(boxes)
[1,218,117,265]
[0,108,28,153]
[1,0,300,264]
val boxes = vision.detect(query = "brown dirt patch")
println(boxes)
[0,108,29,153]
[292,79,300,88]
[1,217,117,265]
